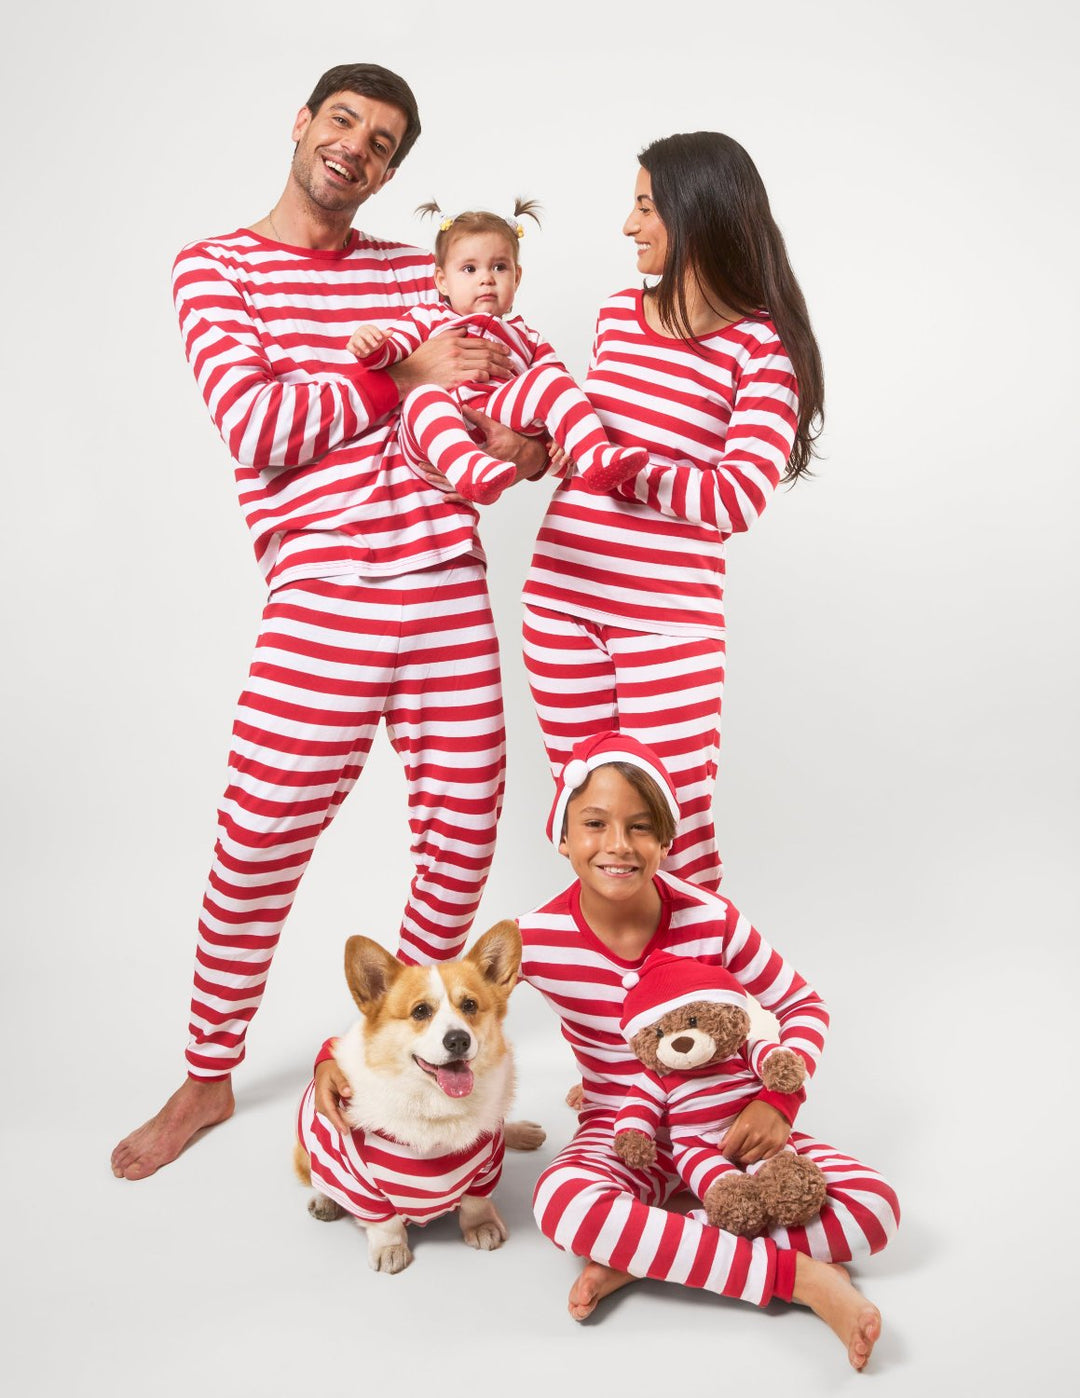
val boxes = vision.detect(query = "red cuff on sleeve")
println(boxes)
[340,364,400,421]
[756,1086,805,1126]
[314,1037,337,1073]
[772,1246,798,1304]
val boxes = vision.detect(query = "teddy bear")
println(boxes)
[614,953,827,1238]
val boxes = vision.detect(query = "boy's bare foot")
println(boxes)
[568,1259,637,1320]
[791,1253,882,1370]
[565,1082,584,1111]
[111,1078,235,1180]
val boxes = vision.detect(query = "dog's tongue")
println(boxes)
[434,1060,474,1098]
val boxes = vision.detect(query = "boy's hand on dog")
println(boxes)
[314,1058,353,1135]
[719,1100,790,1166]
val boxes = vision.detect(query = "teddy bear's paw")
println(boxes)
[704,1173,768,1236]
[614,1129,657,1170]
[756,1152,827,1229]
[759,1049,806,1094]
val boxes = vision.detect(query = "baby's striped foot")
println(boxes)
[449,452,518,505]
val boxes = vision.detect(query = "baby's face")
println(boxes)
[435,231,522,316]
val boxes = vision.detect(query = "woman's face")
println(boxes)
[623,166,668,278]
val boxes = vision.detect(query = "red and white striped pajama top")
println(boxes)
[524,287,799,638]
[520,871,823,1123]
[172,230,487,589]
[297,1080,504,1224]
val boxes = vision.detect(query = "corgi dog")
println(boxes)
[294,920,538,1274]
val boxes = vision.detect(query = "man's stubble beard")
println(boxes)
[290,145,370,219]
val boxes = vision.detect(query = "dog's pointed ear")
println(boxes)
[344,936,403,1014]
[465,920,521,990]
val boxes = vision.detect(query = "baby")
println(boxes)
[348,201,647,505]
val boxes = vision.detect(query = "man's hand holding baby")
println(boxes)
[386,327,513,398]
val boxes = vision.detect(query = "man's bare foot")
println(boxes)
[791,1253,882,1370]
[111,1078,235,1180]
[568,1259,637,1321]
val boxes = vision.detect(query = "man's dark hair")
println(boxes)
[304,64,421,168]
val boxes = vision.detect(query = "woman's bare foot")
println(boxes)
[791,1253,882,1370]
[111,1078,235,1180]
[568,1259,637,1320]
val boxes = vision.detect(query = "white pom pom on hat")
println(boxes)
[545,731,680,848]
[562,758,589,791]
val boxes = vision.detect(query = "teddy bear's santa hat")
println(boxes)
[545,731,680,848]
[620,953,748,1042]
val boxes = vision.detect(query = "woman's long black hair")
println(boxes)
[639,132,824,480]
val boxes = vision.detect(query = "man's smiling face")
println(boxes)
[289,90,407,215]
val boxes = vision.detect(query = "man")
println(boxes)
[111,64,543,1180]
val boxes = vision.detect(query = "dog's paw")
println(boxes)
[461,1221,508,1251]
[370,1243,413,1274]
[504,1119,546,1152]
[458,1195,509,1251]
[308,1193,345,1222]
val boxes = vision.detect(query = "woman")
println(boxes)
[523,131,824,889]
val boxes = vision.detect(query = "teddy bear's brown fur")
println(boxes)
[615,998,827,1237]
[629,1001,751,1075]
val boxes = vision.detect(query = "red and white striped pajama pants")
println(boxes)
[532,1116,900,1306]
[399,366,641,504]
[186,563,505,1079]
[522,604,726,889]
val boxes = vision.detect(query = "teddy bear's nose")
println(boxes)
[670,1036,695,1054]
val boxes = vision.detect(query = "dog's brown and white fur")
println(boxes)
[295,920,532,1273]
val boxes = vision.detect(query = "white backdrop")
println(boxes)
[3,1,1077,1392]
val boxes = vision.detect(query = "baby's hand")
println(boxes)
[348,324,390,358]
[547,440,574,478]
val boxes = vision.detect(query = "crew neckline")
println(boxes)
[633,288,756,345]
[569,876,672,969]
[243,227,361,260]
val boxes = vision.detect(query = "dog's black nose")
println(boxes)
[443,1028,471,1058]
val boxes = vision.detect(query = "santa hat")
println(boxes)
[620,953,748,1042]
[546,731,680,848]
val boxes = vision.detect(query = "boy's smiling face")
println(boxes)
[559,766,670,907]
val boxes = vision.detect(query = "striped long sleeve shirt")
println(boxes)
[173,229,485,589]
[518,872,827,1128]
[524,288,799,637]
